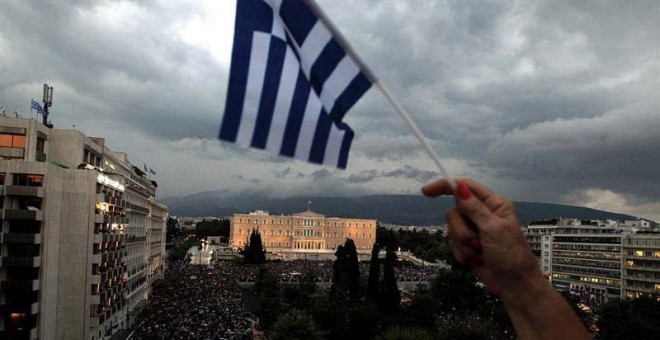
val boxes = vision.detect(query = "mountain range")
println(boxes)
[161,190,656,226]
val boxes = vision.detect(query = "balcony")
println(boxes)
[1,232,41,244]
[31,302,39,315]
[1,256,41,267]
[36,151,47,162]
[90,294,101,305]
[5,185,44,198]
[1,279,39,291]
[4,209,43,221]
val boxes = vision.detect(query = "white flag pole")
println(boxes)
[304,0,457,191]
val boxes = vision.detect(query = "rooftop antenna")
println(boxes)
[42,83,53,128]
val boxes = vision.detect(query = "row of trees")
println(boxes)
[242,227,516,339]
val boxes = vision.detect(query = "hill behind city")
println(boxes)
[161,191,655,226]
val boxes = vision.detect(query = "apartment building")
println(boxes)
[621,232,660,298]
[0,117,167,340]
[526,218,658,303]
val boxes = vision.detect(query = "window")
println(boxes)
[0,133,26,148]
[13,173,44,186]
[0,172,4,185]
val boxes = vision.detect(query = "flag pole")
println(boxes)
[304,0,456,191]
[303,0,457,191]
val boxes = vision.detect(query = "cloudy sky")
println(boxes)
[1,1,659,221]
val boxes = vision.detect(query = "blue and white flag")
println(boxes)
[220,0,372,169]
[31,99,45,115]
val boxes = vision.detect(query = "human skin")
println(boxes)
[422,178,590,339]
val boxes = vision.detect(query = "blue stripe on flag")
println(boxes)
[251,38,287,149]
[280,71,312,157]
[308,111,333,164]
[279,0,317,46]
[338,123,354,169]
[309,40,345,97]
[220,0,274,142]
[329,72,371,121]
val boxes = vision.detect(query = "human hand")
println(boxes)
[422,179,543,300]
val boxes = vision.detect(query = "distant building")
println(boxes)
[229,209,376,260]
[526,218,658,303]
[0,117,167,340]
[621,232,660,298]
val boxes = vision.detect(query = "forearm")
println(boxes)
[500,277,590,339]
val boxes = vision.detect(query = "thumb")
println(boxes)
[455,181,495,229]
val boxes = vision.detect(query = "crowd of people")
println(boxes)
[230,259,439,283]
[132,260,255,340]
[131,257,439,338]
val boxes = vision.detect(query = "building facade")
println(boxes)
[230,209,377,259]
[526,218,660,303]
[0,117,167,340]
[621,232,660,298]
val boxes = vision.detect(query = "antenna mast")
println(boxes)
[42,84,53,128]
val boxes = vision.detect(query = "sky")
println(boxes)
[1,0,659,221]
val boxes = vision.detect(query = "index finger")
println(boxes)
[422,178,496,202]
[421,178,454,197]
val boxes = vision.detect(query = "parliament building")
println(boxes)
[229,209,377,260]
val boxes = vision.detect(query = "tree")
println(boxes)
[598,294,660,340]
[255,266,282,332]
[331,239,361,301]
[269,309,325,340]
[242,228,266,264]
[195,218,230,240]
[366,243,382,302]
[381,235,400,314]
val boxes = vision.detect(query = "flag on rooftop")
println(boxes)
[220,0,372,169]
[149,168,157,175]
[31,99,45,116]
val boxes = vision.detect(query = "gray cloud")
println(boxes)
[310,169,331,182]
[346,170,379,183]
[2,0,659,220]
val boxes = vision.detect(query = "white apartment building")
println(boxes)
[0,117,167,340]
[526,218,657,304]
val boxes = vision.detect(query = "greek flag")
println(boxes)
[31,99,45,115]
[220,0,372,169]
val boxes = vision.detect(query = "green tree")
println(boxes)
[381,237,400,314]
[195,218,230,240]
[269,309,325,340]
[598,294,660,340]
[255,266,282,332]
[331,239,361,301]
[242,228,266,264]
[366,243,382,302]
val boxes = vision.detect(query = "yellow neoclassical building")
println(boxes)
[229,209,377,259]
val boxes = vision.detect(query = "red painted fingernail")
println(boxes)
[469,239,482,249]
[456,183,471,200]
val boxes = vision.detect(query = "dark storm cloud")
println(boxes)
[0,1,223,140]
[381,165,439,184]
[346,170,378,183]
[310,169,331,182]
[322,1,660,205]
[274,167,292,179]
[2,0,659,214]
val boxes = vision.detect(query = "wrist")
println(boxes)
[498,270,552,309]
